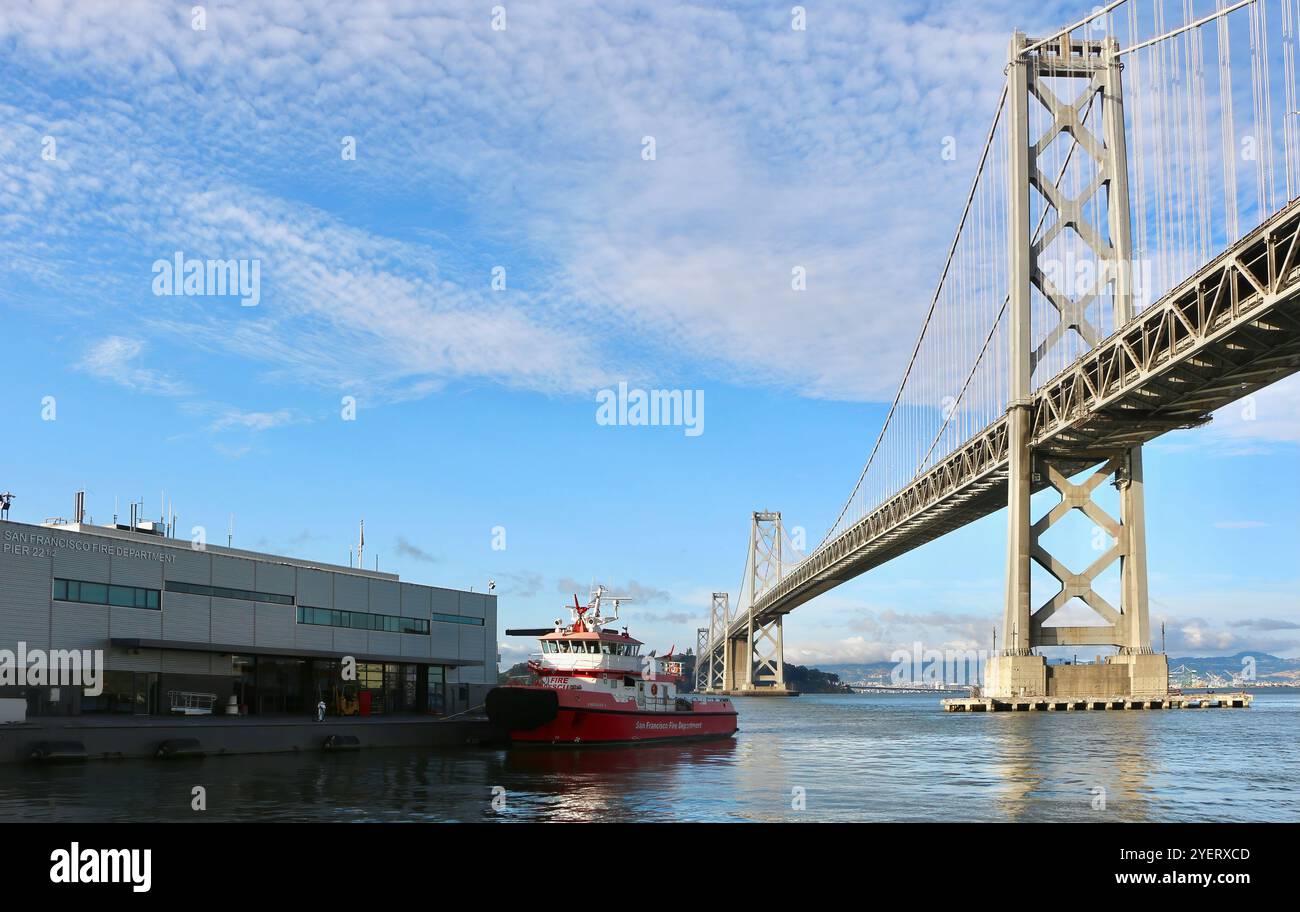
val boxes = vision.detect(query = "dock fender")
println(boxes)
[485,687,559,731]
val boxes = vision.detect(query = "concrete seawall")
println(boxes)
[0,714,508,763]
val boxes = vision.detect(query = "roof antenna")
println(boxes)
[228,513,234,548]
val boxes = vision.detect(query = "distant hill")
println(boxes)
[1168,652,1300,679]
[782,664,852,694]
[819,661,898,679]
[499,661,532,683]
[820,652,1300,683]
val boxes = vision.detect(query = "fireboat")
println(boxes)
[486,586,738,746]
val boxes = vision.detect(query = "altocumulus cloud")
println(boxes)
[0,0,1086,410]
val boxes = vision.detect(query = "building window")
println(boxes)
[53,578,160,610]
[295,605,429,636]
[165,580,293,605]
[430,612,484,626]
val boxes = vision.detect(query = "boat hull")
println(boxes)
[486,686,737,746]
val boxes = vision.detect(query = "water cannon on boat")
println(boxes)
[578,584,630,633]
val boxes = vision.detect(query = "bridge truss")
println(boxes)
[699,0,1300,696]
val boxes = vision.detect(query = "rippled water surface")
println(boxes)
[2,692,1297,821]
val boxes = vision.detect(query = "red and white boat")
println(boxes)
[487,586,738,746]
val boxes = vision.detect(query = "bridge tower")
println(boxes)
[699,592,730,692]
[698,513,796,695]
[988,31,1167,700]
[742,511,787,690]
[694,626,710,692]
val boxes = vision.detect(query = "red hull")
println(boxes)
[511,707,738,745]
[487,685,737,746]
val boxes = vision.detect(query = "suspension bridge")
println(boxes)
[696,0,1300,701]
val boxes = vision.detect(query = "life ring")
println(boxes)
[650,684,658,696]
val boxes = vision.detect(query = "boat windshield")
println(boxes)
[542,639,641,656]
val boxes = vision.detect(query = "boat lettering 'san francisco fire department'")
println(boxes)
[486,586,738,745]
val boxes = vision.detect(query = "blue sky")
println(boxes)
[1,0,1297,669]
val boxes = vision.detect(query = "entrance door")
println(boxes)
[134,673,158,715]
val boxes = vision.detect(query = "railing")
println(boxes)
[167,691,217,715]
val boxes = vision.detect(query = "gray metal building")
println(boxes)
[0,517,496,719]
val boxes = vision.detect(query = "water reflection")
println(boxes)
[495,740,740,822]
[0,694,1294,822]
[987,712,1154,821]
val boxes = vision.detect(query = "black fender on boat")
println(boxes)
[485,687,559,731]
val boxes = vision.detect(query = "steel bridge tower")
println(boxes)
[987,32,1167,699]
[698,592,731,692]
[698,513,796,695]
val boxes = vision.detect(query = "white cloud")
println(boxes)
[77,336,189,396]
[0,0,1037,405]
[1206,374,1300,449]
[209,408,301,433]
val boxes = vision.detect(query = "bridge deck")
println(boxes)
[735,197,1300,635]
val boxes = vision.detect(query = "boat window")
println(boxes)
[558,641,569,653]
[600,642,612,654]
[586,642,599,654]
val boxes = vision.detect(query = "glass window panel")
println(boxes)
[53,580,67,600]
[80,582,108,604]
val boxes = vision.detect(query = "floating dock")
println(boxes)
[941,692,1253,712]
